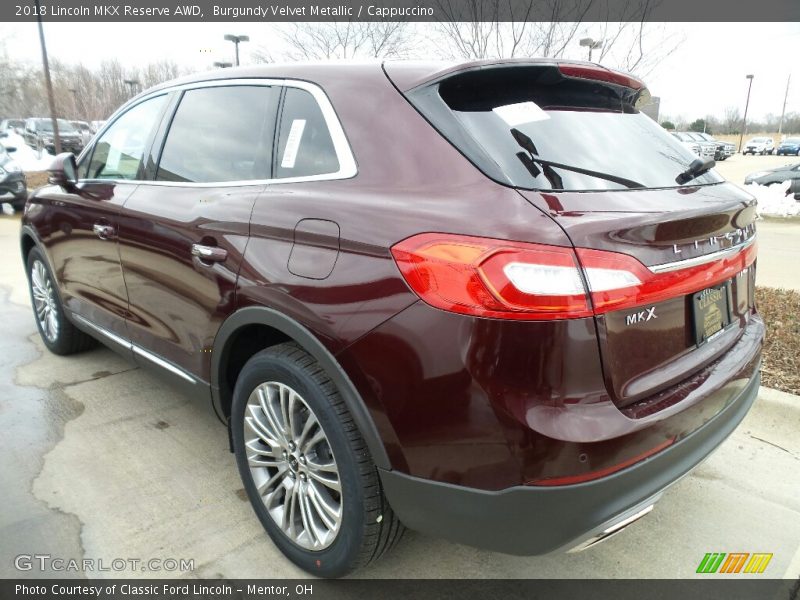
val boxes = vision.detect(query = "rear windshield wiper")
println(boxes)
[510,128,645,190]
[675,157,715,185]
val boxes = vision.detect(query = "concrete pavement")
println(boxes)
[1,213,798,580]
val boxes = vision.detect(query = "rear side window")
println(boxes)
[86,95,167,180]
[408,66,724,191]
[275,87,339,179]
[157,86,277,183]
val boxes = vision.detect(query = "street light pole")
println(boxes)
[35,0,61,154]
[224,34,249,66]
[738,74,754,153]
[778,74,791,137]
[579,37,604,62]
[123,79,140,98]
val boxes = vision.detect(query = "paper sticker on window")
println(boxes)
[281,119,306,169]
[105,129,128,172]
[492,102,549,126]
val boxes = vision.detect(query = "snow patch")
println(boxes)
[744,180,800,218]
[2,132,56,172]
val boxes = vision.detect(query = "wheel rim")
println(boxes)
[244,381,343,551]
[31,259,59,343]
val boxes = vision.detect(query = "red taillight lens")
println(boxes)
[576,241,757,314]
[391,233,757,321]
[390,233,591,320]
[558,63,644,90]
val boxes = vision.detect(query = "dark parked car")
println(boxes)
[0,140,26,209]
[21,61,762,577]
[23,118,83,157]
[777,138,800,156]
[744,162,800,185]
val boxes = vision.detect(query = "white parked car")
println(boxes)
[743,137,775,155]
[670,132,702,157]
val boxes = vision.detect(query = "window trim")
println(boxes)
[78,78,357,188]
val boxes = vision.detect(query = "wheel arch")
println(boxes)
[211,306,391,470]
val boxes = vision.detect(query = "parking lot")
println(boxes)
[1,191,799,579]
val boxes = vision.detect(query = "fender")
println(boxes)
[211,306,392,470]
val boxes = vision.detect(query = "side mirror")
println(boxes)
[47,152,78,190]
[4,146,16,153]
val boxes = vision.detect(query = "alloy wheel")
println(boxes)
[244,381,343,551]
[31,259,59,343]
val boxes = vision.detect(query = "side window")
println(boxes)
[157,86,276,183]
[87,95,167,180]
[275,87,339,179]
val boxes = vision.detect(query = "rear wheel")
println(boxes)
[26,247,96,355]
[231,343,403,577]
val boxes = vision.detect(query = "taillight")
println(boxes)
[390,233,591,320]
[391,233,757,320]
[576,241,757,314]
[557,63,644,90]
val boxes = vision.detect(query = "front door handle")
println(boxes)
[191,243,228,263]
[92,223,115,240]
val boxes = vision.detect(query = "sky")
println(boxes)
[1,21,798,122]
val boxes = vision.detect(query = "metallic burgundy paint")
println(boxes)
[22,61,762,500]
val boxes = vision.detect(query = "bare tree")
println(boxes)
[722,106,742,134]
[279,22,412,60]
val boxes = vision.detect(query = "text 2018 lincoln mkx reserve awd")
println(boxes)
[21,60,762,577]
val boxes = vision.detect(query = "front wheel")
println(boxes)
[231,343,403,577]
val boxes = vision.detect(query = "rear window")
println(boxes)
[408,65,723,191]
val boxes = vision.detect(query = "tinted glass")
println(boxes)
[87,95,167,180]
[429,67,722,190]
[275,87,339,179]
[157,86,276,183]
[37,119,76,133]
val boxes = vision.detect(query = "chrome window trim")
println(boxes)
[72,313,197,384]
[648,237,756,274]
[79,78,357,188]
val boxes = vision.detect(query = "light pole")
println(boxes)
[579,37,604,62]
[213,61,233,69]
[123,79,140,98]
[35,0,61,154]
[738,74,754,153]
[224,34,249,66]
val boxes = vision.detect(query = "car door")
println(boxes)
[117,83,278,386]
[38,94,170,341]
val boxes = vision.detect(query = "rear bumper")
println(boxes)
[379,369,760,555]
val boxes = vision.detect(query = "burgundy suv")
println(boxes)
[21,60,762,577]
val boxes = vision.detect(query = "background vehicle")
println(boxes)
[70,120,94,146]
[0,119,25,135]
[21,60,762,578]
[678,132,716,160]
[744,162,800,185]
[777,138,800,156]
[23,118,83,157]
[694,132,734,161]
[743,137,775,155]
[670,131,701,156]
[0,140,27,210]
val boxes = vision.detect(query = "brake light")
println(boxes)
[576,241,757,314]
[558,63,644,90]
[391,233,757,321]
[390,233,591,320]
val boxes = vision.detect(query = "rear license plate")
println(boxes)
[692,283,731,346]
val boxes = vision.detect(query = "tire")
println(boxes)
[26,247,96,355]
[231,342,404,578]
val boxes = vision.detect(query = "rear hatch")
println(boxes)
[389,60,758,407]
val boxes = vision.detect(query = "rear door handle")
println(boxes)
[191,243,228,263]
[92,223,115,240]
